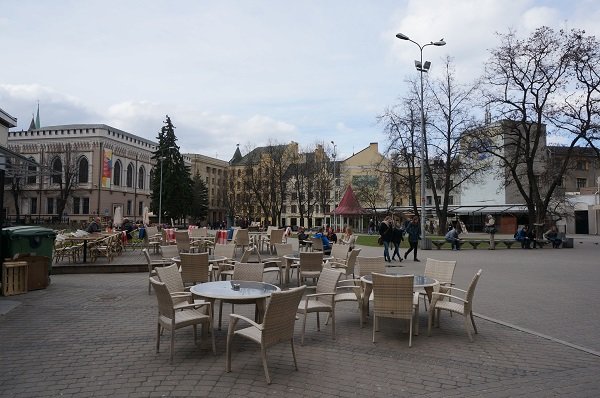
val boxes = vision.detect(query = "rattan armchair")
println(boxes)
[421,258,456,309]
[428,269,482,342]
[155,264,194,309]
[330,244,349,264]
[226,285,306,384]
[143,248,173,294]
[150,277,215,364]
[329,248,361,279]
[357,256,386,277]
[179,252,210,286]
[297,252,324,286]
[159,245,180,261]
[175,230,193,253]
[371,273,419,347]
[297,268,343,345]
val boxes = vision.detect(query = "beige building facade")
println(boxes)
[187,153,229,226]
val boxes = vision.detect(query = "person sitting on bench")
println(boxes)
[444,225,462,250]
[543,225,562,248]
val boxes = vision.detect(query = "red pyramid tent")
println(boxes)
[335,185,365,215]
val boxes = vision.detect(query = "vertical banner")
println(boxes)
[101,149,112,188]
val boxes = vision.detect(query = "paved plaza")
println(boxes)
[1,235,600,397]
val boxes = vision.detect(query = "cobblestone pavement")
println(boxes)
[1,236,599,397]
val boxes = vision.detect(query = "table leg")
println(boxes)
[83,241,88,263]
[255,298,267,323]
[424,286,433,303]
[361,282,372,327]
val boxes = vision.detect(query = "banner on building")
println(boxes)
[101,149,112,188]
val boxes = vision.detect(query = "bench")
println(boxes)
[431,240,450,250]
[465,240,486,249]
[501,240,517,249]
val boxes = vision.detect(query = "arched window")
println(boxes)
[126,163,134,188]
[51,157,62,184]
[27,157,37,184]
[113,160,122,186]
[138,166,145,189]
[78,157,89,183]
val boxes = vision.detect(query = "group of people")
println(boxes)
[515,224,562,249]
[85,216,138,240]
[297,225,356,255]
[379,215,421,262]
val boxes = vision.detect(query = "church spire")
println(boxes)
[35,101,40,129]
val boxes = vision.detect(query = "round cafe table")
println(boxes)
[190,280,280,330]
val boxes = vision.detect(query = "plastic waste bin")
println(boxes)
[1,226,56,275]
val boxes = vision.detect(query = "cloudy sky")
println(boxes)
[1,0,598,161]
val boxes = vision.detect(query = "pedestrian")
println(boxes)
[404,216,421,262]
[314,227,331,255]
[326,227,338,244]
[445,224,462,250]
[391,220,404,261]
[484,214,496,250]
[368,219,375,235]
[340,226,356,251]
[379,216,393,262]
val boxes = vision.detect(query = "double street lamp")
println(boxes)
[158,146,176,227]
[395,32,445,247]
[331,141,337,232]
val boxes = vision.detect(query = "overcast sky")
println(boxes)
[1,0,598,161]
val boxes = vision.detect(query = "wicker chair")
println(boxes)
[329,248,361,279]
[233,229,250,255]
[264,229,284,254]
[143,248,173,294]
[212,243,236,281]
[297,268,343,345]
[159,245,180,261]
[149,277,215,364]
[175,230,193,253]
[421,258,456,309]
[357,256,386,277]
[218,262,265,330]
[330,244,349,264]
[371,273,419,347]
[311,237,323,252]
[273,243,296,284]
[226,285,306,384]
[220,248,253,281]
[331,277,363,327]
[297,252,324,286]
[428,269,482,342]
[155,264,194,309]
[179,252,210,286]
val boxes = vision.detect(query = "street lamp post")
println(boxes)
[395,32,445,248]
[158,146,176,227]
[331,141,337,232]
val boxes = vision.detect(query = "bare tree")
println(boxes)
[475,27,600,229]
[427,57,486,233]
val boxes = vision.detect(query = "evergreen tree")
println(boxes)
[190,171,209,224]
[150,116,193,224]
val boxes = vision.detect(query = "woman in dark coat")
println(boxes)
[391,220,404,261]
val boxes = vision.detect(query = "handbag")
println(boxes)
[377,236,383,245]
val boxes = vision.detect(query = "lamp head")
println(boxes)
[433,38,446,46]
[396,33,410,40]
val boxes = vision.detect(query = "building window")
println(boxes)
[113,161,122,186]
[126,163,134,188]
[78,157,89,183]
[47,198,55,214]
[576,178,587,189]
[426,196,432,205]
[291,205,297,213]
[27,158,37,184]
[138,201,144,216]
[282,205,286,213]
[448,195,454,205]
[291,193,297,200]
[29,197,37,214]
[73,198,80,214]
[127,200,132,215]
[576,160,589,171]
[52,157,62,184]
[138,166,145,189]
[82,198,89,214]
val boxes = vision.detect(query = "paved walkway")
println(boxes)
[1,236,599,397]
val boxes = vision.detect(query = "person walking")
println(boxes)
[378,216,393,262]
[485,214,496,250]
[404,216,421,262]
[391,220,404,261]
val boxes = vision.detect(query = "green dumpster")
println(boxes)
[1,226,56,275]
